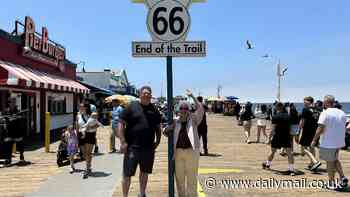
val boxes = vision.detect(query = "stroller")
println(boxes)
[56,133,69,167]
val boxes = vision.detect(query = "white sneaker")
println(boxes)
[70,166,75,174]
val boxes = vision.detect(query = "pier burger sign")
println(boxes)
[23,16,66,72]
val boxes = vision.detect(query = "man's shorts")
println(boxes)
[319,147,339,162]
[123,148,155,177]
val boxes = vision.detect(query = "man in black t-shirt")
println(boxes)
[298,96,322,171]
[118,86,161,197]
[197,96,209,156]
[262,102,296,176]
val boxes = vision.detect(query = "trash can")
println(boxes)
[0,116,14,164]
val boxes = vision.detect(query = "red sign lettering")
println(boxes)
[23,16,66,70]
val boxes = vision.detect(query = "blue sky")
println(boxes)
[1,0,349,102]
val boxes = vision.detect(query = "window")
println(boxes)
[48,96,66,115]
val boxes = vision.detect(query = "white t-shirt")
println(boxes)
[318,108,347,148]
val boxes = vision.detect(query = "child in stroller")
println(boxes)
[57,126,78,172]
[57,132,68,167]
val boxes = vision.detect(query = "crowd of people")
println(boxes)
[58,86,209,197]
[237,95,350,191]
[58,89,350,194]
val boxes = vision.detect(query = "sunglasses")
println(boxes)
[180,107,189,111]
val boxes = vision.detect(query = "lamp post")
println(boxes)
[217,85,222,98]
[263,55,287,102]
[78,61,86,72]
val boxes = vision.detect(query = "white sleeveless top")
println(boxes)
[77,113,89,133]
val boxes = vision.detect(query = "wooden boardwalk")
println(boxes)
[113,114,350,197]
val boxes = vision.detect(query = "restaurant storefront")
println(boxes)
[0,16,89,137]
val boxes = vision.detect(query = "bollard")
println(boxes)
[109,130,113,152]
[109,111,113,152]
[45,112,51,153]
[12,143,16,153]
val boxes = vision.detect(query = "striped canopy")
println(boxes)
[0,60,89,94]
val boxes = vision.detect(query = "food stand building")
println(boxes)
[0,16,89,137]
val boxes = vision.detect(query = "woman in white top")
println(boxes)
[254,104,268,143]
[163,90,204,197]
[76,103,100,179]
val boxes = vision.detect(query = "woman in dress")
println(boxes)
[255,104,268,143]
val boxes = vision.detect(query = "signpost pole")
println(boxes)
[166,56,175,197]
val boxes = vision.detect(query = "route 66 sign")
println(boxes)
[146,0,191,42]
[132,0,206,57]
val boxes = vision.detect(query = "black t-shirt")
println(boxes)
[289,109,300,125]
[241,109,254,121]
[199,105,208,126]
[272,112,291,137]
[120,101,161,149]
[301,107,318,132]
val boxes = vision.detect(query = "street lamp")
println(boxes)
[262,55,288,102]
[78,61,86,72]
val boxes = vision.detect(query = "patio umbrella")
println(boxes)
[226,96,239,101]
[123,95,138,102]
[104,94,126,103]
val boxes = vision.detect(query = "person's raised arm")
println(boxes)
[186,89,204,124]
[186,89,200,110]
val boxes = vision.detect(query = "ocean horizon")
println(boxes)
[252,102,350,114]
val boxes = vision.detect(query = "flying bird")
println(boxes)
[262,54,269,58]
[246,40,253,49]
[282,68,288,76]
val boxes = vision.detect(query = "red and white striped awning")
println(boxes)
[0,60,89,94]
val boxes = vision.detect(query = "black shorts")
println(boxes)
[78,132,85,146]
[271,134,292,149]
[78,132,96,145]
[123,148,155,177]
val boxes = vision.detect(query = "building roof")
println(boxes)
[78,81,113,96]
[77,69,129,85]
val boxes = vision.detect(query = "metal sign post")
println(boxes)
[166,56,174,197]
[131,1,206,196]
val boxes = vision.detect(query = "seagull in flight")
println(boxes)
[246,40,253,50]
[282,68,288,76]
